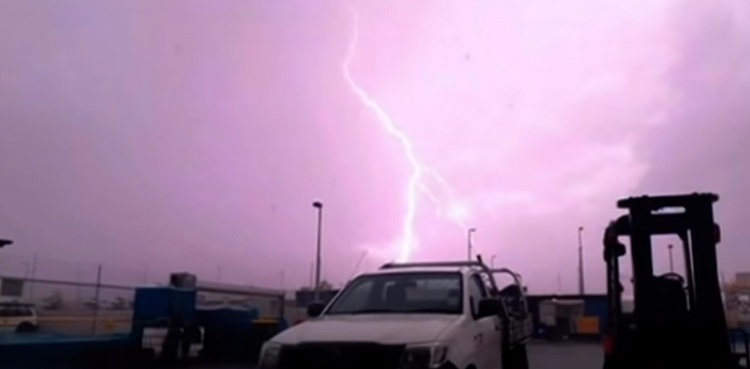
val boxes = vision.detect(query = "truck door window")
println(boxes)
[469,274,488,317]
[327,279,375,313]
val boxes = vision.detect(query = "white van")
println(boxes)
[0,303,39,332]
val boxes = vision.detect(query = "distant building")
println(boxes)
[723,272,750,328]
[0,277,26,302]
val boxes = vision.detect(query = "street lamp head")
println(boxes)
[469,228,476,233]
[0,238,14,248]
[312,201,323,209]
[578,226,584,232]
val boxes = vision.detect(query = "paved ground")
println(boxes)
[189,341,603,369]
[527,341,603,369]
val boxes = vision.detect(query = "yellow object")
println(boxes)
[254,317,279,324]
[576,316,600,334]
[103,320,115,333]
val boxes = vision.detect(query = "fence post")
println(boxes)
[91,264,103,335]
[28,254,38,300]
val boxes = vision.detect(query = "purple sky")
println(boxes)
[1,0,749,294]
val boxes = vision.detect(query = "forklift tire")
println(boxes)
[514,344,529,369]
[502,343,529,369]
[501,343,509,369]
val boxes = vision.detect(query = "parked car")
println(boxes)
[0,302,39,332]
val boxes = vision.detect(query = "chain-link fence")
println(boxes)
[0,253,146,336]
[0,253,290,336]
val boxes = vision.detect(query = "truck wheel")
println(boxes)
[15,322,38,333]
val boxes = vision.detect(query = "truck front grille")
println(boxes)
[279,342,405,369]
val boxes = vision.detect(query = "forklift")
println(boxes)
[601,193,747,369]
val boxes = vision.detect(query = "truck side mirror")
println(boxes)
[307,302,325,318]
[477,298,501,318]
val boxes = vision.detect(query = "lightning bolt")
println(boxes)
[342,5,465,262]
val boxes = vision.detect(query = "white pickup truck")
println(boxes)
[259,258,532,369]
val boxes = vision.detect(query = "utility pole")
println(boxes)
[668,244,675,273]
[467,228,476,261]
[491,254,497,268]
[313,201,324,302]
[578,226,586,295]
[308,262,314,288]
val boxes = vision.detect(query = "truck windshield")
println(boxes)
[326,272,463,315]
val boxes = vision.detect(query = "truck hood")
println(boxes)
[273,314,460,345]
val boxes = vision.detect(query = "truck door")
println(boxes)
[469,274,501,368]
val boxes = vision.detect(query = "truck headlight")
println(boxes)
[398,342,449,369]
[259,341,283,369]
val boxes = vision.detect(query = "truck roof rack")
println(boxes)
[380,258,501,292]
[489,268,524,286]
[379,260,486,270]
[378,257,528,294]
[380,256,530,323]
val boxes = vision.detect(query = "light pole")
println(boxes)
[577,226,586,295]
[668,244,675,273]
[0,238,13,248]
[0,239,14,282]
[313,201,324,302]
[467,228,476,261]
[216,266,223,283]
[490,254,497,268]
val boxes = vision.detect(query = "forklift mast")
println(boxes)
[602,193,736,368]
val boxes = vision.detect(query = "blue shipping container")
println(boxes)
[132,287,197,322]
